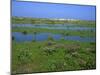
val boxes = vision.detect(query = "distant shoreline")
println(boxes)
[12,16,96,26]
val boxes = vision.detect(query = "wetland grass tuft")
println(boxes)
[22,31,28,35]
[48,35,54,41]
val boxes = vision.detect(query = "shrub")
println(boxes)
[43,47,56,55]
[48,61,67,71]
[17,48,32,64]
[32,39,36,42]
[12,36,15,40]
[78,58,96,69]
[48,35,54,41]
[22,31,27,35]
[65,32,69,36]
[90,42,96,45]
[60,37,65,41]
[84,61,96,69]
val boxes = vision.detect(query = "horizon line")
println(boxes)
[12,16,96,21]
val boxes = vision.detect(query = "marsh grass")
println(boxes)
[48,35,54,41]
[17,48,32,64]
[12,40,96,74]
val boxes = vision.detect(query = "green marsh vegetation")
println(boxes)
[12,40,96,74]
[12,17,96,74]
[12,16,96,27]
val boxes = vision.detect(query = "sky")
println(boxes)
[12,0,96,21]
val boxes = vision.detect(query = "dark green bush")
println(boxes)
[22,31,27,35]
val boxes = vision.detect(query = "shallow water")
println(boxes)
[12,24,95,31]
[12,32,95,42]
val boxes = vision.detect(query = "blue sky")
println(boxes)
[12,0,96,21]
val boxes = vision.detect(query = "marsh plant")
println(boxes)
[48,35,54,41]
[17,48,32,64]
[43,47,56,55]
[33,31,37,41]
[60,37,65,41]
[61,32,70,41]
[64,32,69,36]
[64,45,80,54]
[78,58,96,70]
[48,60,67,71]
[22,31,27,35]
[90,42,95,45]
[12,36,15,40]
[84,60,96,69]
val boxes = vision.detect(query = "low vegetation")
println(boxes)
[12,17,96,27]
[12,40,96,74]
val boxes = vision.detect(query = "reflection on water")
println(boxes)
[12,32,95,42]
